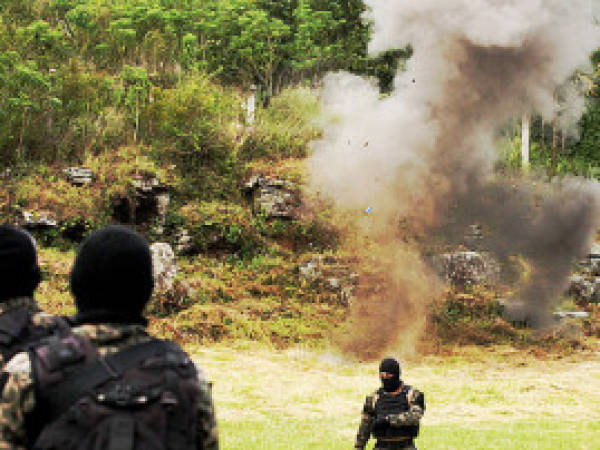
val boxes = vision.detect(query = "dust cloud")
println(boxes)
[310,0,600,359]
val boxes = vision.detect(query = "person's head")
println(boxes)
[0,225,40,302]
[379,357,402,392]
[70,225,154,325]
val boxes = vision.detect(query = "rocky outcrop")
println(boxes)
[566,244,600,305]
[63,167,94,186]
[112,173,170,232]
[298,255,358,306]
[16,209,58,229]
[243,175,300,219]
[433,251,500,288]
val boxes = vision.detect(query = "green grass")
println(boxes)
[218,419,599,449]
[192,344,600,450]
[420,421,599,450]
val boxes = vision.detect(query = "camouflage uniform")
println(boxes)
[354,386,425,450]
[0,297,59,370]
[0,323,218,450]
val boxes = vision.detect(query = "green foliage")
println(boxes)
[240,86,322,160]
[0,0,413,169]
[145,74,243,198]
[179,201,264,258]
[430,288,522,346]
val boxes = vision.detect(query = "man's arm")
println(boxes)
[196,375,219,450]
[0,352,36,450]
[387,388,425,427]
[354,394,376,449]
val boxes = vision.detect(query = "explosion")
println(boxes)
[310,0,600,359]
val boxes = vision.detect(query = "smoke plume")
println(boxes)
[310,0,600,358]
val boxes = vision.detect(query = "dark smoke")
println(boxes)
[310,0,600,358]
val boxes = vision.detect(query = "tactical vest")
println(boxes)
[28,333,201,450]
[373,386,419,440]
[0,308,67,366]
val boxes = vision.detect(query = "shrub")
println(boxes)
[179,201,263,258]
[240,86,322,160]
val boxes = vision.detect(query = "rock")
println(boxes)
[340,286,354,307]
[150,242,177,295]
[16,210,58,229]
[327,277,341,291]
[434,251,499,287]
[243,174,300,219]
[553,311,589,319]
[299,259,320,279]
[174,227,194,254]
[112,173,170,228]
[592,277,600,303]
[567,274,594,305]
[589,245,600,276]
[63,167,93,186]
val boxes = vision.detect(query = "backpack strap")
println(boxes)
[37,339,178,423]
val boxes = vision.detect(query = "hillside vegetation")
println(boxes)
[2,1,600,352]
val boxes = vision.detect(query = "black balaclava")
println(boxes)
[0,225,41,302]
[379,357,402,392]
[70,225,154,325]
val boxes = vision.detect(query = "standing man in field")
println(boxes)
[0,225,218,449]
[0,225,66,369]
[354,357,425,450]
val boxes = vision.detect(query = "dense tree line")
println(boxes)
[0,0,410,168]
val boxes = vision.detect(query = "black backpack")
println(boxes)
[28,333,201,450]
[0,308,69,365]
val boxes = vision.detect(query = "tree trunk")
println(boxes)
[18,108,27,162]
[134,93,139,143]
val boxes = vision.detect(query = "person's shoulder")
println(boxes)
[363,389,381,410]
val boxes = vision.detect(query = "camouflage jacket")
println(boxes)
[354,385,425,450]
[0,297,58,370]
[0,323,219,450]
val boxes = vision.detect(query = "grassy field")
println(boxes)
[191,343,600,450]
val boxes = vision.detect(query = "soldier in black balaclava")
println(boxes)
[0,224,63,368]
[0,225,219,450]
[354,357,426,449]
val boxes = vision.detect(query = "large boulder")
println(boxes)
[148,242,193,313]
[433,251,500,288]
[150,242,177,295]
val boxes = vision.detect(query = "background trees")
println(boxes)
[0,0,598,176]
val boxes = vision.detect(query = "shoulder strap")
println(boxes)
[38,339,177,423]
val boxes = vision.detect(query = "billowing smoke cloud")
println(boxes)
[310,0,600,358]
